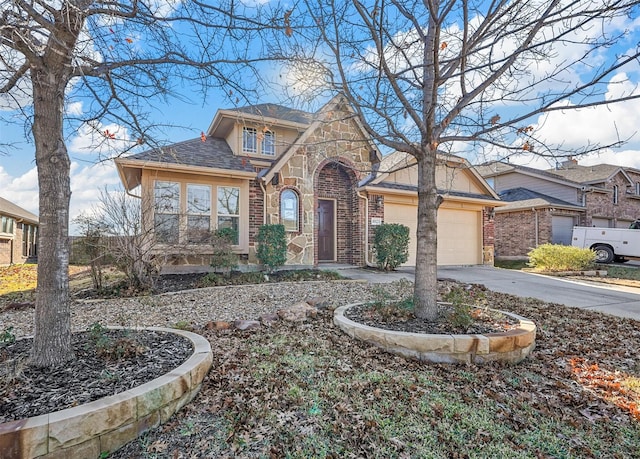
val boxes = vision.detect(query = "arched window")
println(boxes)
[280,189,299,232]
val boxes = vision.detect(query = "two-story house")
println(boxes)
[0,196,38,265]
[478,158,640,259]
[116,96,500,272]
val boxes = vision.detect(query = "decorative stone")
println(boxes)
[260,313,280,325]
[305,296,329,309]
[204,321,231,331]
[277,302,318,322]
[233,320,261,330]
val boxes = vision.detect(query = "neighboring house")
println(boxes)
[116,96,500,272]
[477,158,640,259]
[0,196,38,266]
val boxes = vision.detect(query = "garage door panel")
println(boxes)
[384,204,481,266]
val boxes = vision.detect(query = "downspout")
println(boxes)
[532,208,539,247]
[357,191,376,267]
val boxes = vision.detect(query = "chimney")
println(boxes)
[561,156,578,168]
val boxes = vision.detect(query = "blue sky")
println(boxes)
[2,2,640,234]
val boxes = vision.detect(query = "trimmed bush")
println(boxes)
[209,228,238,276]
[527,243,595,272]
[374,223,410,271]
[256,224,287,272]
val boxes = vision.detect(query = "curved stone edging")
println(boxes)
[334,304,536,364]
[0,327,213,459]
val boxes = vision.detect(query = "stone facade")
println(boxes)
[261,109,373,266]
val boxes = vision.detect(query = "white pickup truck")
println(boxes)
[571,224,640,263]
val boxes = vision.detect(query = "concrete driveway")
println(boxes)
[338,265,640,321]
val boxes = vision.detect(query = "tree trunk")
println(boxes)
[413,151,440,321]
[30,68,74,367]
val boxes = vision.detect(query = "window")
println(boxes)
[636,182,640,195]
[217,186,240,244]
[22,224,37,257]
[1,216,14,234]
[280,189,299,232]
[261,130,275,156]
[613,185,619,205]
[187,184,211,243]
[154,181,180,244]
[242,127,257,153]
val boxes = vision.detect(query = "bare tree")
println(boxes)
[278,0,640,320]
[0,1,280,366]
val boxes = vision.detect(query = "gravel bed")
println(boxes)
[1,280,412,338]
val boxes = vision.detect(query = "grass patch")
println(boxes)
[494,259,529,270]
[602,265,640,281]
[112,297,640,458]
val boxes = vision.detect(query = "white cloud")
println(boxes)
[68,121,133,158]
[0,159,123,235]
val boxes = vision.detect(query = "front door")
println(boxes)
[317,199,335,262]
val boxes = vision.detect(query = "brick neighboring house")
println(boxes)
[116,96,499,272]
[0,196,38,266]
[477,159,640,259]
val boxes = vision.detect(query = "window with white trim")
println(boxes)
[187,184,211,243]
[242,127,257,153]
[613,185,619,204]
[1,216,14,235]
[261,130,275,156]
[154,181,180,244]
[22,223,37,257]
[636,182,640,195]
[281,189,299,232]
[217,186,240,244]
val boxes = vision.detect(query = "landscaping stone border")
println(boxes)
[0,327,212,459]
[334,304,536,364]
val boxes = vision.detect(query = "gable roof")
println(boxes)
[497,187,583,212]
[230,103,313,125]
[261,94,382,183]
[366,151,500,200]
[476,161,585,188]
[547,163,634,185]
[0,196,38,224]
[116,137,256,191]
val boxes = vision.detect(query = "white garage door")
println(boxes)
[592,218,610,228]
[551,216,575,245]
[384,204,481,266]
[617,219,633,229]
[437,208,481,265]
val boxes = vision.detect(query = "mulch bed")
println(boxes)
[0,329,193,423]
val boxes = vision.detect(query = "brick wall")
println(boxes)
[315,163,362,265]
[248,178,264,246]
[494,209,551,258]
[0,223,31,265]
[583,172,640,226]
[482,207,495,264]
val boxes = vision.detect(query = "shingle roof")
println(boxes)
[476,161,584,186]
[230,103,313,125]
[547,164,626,184]
[367,182,501,202]
[125,137,256,173]
[0,196,38,223]
[497,187,582,211]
